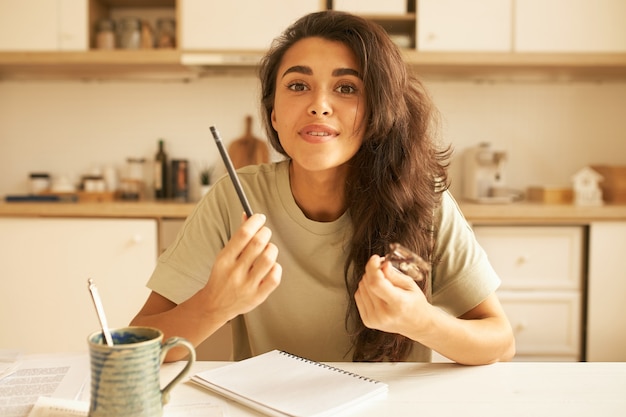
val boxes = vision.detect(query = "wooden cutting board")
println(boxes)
[227,115,269,169]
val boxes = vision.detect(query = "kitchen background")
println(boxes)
[2,0,626,363]
[1,0,625,202]
[2,73,626,201]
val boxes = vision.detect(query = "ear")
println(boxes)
[271,109,277,130]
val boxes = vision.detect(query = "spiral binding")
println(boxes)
[278,351,382,384]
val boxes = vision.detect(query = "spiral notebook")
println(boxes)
[190,350,388,417]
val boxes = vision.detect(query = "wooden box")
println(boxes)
[590,165,626,203]
[527,186,573,204]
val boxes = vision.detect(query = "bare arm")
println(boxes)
[130,213,282,361]
[355,255,515,365]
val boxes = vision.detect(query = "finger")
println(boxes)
[238,226,273,268]
[362,255,397,296]
[360,254,385,287]
[223,213,267,258]
[259,262,282,294]
[248,242,279,283]
[381,261,419,291]
[355,275,381,323]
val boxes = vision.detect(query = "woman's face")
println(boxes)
[271,37,366,174]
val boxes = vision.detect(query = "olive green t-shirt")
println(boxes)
[147,160,500,362]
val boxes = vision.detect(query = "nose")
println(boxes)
[308,91,332,116]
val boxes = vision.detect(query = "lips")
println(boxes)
[299,124,338,143]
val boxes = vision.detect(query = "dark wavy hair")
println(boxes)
[259,10,450,361]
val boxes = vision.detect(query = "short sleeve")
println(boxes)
[430,192,501,317]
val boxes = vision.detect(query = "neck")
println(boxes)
[289,161,348,222]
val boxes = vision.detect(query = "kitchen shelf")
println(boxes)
[402,51,626,81]
[1,49,626,81]
[0,50,194,80]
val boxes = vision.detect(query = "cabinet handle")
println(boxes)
[131,234,143,244]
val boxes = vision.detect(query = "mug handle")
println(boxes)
[159,336,196,405]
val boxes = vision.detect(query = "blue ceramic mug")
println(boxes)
[87,326,195,417]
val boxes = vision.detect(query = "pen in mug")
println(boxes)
[210,125,254,217]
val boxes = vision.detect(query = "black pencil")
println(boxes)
[210,125,254,217]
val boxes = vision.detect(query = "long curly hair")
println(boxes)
[259,11,451,361]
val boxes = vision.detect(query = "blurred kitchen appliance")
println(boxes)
[463,142,512,203]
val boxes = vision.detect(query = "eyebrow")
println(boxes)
[281,65,361,79]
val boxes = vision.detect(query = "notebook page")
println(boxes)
[191,350,387,417]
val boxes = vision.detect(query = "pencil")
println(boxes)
[210,125,254,217]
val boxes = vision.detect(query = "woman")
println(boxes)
[131,11,515,364]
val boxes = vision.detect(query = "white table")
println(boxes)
[165,361,626,417]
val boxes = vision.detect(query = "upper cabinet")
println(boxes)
[417,0,513,52]
[0,0,625,80]
[515,0,626,52]
[333,0,416,49]
[180,0,321,50]
[0,0,88,51]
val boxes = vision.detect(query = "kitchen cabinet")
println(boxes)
[0,0,88,51]
[333,0,416,49]
[515,0,626,52]
[473,225,584,361]
[180,0,321,50]
[417,0,512,52]
[586,222,626,361]
[0,0,625,80]
[0,218,157,354]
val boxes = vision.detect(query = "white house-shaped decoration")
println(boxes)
[572,167,604,206]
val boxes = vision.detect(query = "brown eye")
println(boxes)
[335,84,357,94]
[288,82,308,92]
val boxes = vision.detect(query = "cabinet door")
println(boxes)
[587,222,626,361]
[417,0,512,52]
[58,0,88,51]
[515,0,626,52]
[0,218,156,354]
[180,0,321,50]
[334,0,406,15]
[499,290,581,360]
[0,0,59,51]
[0,0,87,51]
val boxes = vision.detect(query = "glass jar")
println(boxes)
[155,18,176,48]
[95,18,116,49]
[120,158,146,200]
[118,17,141,49]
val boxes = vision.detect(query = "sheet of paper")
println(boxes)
[27,397,88,417]
[0,349,20,381]
[26,397,225,417]
[0,354,88,417]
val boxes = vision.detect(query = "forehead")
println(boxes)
[278,37,360,75]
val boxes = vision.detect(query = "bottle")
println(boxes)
[154,140,168,199]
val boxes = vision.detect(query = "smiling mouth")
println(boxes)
[308,131,331,137]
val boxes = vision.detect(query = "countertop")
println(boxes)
[1,199,626,224]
